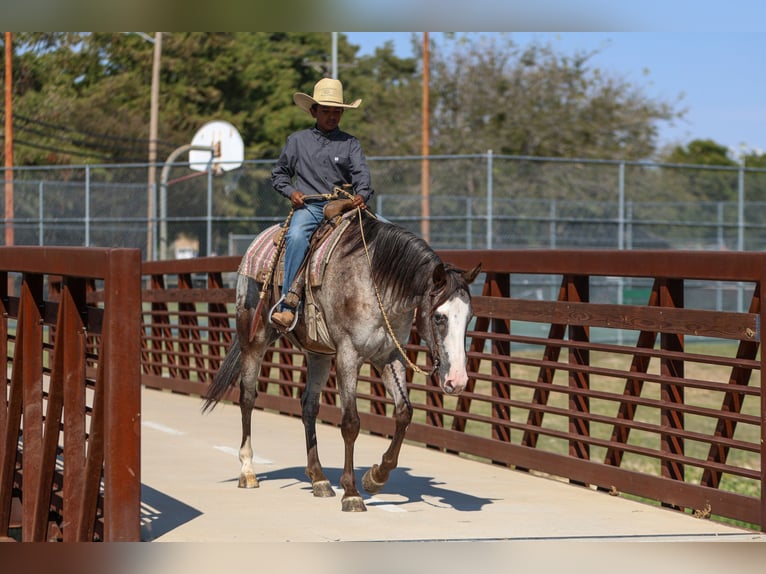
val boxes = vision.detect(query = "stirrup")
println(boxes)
[268,296,300,332]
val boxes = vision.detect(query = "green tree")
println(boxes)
[339,40,421,156]
[659,139,738,203]
[663,139,737,167]
[743,150,766,168]
[427,33,683,160]
[3,32,377,165]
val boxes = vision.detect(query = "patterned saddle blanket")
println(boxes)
[238,213,353,288]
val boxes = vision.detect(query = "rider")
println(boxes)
[270,77,373,329]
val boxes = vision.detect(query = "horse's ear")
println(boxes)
[432,263,447,288]
[463,263,482,284]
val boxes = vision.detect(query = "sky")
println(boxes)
[343,30,766,158]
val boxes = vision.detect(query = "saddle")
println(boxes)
[238,201,359,347]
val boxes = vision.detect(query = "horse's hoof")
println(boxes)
[361,465,385,495]
[312,480,336,497]
[238,473,259,488]
[341,496,367,512]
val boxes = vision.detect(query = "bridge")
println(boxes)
[140,385,762,543]
[1,246,766,543]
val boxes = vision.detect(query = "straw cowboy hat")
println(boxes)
[293,78,362,114]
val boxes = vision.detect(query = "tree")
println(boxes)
[338,40,421,156]
[3,32,377,165]
[663,139,737,167]
[743,149,766,168]
[654,139,739,208]
[427,33,683,160]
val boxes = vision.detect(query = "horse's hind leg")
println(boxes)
[362,358,413,495]
[236,278,275,488]
[302,353,335,498]
[237,333,270,488]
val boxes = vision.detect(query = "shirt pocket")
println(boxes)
[329,146,352,173]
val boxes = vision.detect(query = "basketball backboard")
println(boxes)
[189,120,244,173]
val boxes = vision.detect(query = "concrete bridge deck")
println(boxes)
[139,386,765,544]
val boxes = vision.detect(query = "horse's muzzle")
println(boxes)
[440,366,468,395]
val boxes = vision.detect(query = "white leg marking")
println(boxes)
[214,445,272,464]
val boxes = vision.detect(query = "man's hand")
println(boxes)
[289,191,306,209]
[350,194,366,210]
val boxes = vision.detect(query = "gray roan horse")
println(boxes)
[203,208,481,512]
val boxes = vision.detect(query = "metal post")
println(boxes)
[420,32,430,242]
[738,165,745,311]
[38,181,44,246]
[549,199,556,248]
[486,149,493,249]
[466,195,472,249]
[159,144,214,259]
[331,32,337,79]
[618,161,625,250]
[716,202,724,311]
[738,165,745,252]
[147,32,162,261]
[85,165,91,246]
[4,32,14,248]
[206,167,213,256]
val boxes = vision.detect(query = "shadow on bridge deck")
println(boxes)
[139,386,764,544]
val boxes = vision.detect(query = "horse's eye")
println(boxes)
[434,313,447,326]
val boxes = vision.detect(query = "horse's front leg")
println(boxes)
[335,353,366,512]
[362,358,413,495]
[302,353,335,498]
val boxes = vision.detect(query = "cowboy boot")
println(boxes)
[271,307,295,328]
[271,275,305,328]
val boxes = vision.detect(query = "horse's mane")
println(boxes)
[341,215,442,302]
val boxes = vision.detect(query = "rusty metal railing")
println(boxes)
[140,250,765,532]
[0,247,142,542]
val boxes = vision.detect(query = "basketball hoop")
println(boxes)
[189,120,244,173]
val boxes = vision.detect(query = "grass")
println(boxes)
[355,340,763,529]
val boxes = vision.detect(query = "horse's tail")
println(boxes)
[201,335,241,413]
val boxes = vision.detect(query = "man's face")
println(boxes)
[312,105,344,132]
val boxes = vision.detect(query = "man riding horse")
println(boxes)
[205,79,482,512]
[270,77,373,329]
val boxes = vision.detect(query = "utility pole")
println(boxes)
[146,32,162,260]
[420,32,430,242]
[4,32,14,247]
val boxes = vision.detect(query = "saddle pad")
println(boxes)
[239,217,353,287]
[238,224,282,283]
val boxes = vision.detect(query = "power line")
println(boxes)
[8,137,116,161]
[1,112,180,162]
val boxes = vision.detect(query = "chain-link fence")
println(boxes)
[3,153,766,260]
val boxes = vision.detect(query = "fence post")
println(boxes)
[102,248,142,541]
[618,161,625,250]
[486,149,493,249]
[85,165,91,247]
[738,166,745,312]
[207,167,213,256]
[38,181,44,246]
[466,195,472,249]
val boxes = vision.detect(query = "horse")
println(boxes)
[203,207,481,512]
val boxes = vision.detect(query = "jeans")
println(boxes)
[281,201,326,305]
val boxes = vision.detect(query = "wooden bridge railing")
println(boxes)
[0,247,142,542]
[140,249,765,532]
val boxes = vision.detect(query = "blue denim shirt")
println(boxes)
[271,126,373,203]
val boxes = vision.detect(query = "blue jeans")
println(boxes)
[281,201,326,306]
